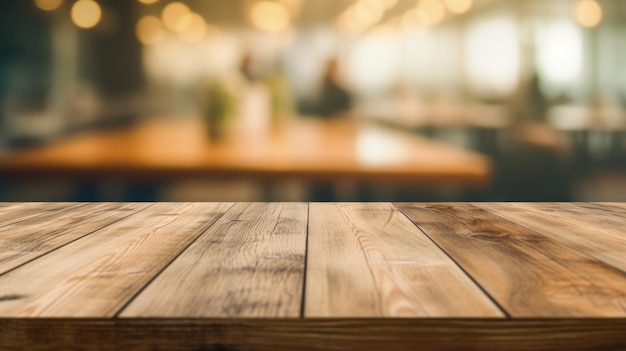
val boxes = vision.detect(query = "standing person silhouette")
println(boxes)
[315,58,352,118]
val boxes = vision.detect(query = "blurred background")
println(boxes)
[0,0,625,202]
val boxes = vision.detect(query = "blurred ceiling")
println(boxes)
[135,0,626,31]
[138,0,497,28]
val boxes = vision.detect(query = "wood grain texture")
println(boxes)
[593,202,626,211]
[474,202,626,272]
[0,203,233,317]
[0,202,147,275]
[0,202,84,228]
[306,203,502,317]
[570,202,626,217]
[1,202,626,351]
[2,319,626,351]
[121,202,308,318]
[395,203,626,317]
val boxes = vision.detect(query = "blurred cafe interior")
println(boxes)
[0,0,625,202]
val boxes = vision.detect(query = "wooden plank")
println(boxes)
[0,202,148,275]
[0,202,233,317]
[2,319,626,351]
[305,203,502,317]
[570,202,626,217]
[475,202,626,272]
[396,203,626,317]
[592,202,626,211]
[121,202,308,318]
[0,202,84,228]
[538,202,626,221]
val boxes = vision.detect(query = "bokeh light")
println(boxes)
[137,0,159,4]
[382,0,399,10]
[415,0,445,26]
[352,1,384,25]
[249,1,291,33]
[401,8,430,31]
[276,0,303,16]
[338,11,368,35]
[136,16,166,46]
[574,0,603,28]
[337,0,387,35]
[360,0,386,13]
[443,0,473,14]
[177,13,208,43]
[162,2,190,32]
[34,0,63,11]
[71,0,102,29]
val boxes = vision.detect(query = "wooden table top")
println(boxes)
[1,202,625,350]
[0,118,490,188]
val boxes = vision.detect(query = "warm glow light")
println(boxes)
[401,8,429,30]
[136,16,166,46]
[574,0,602,28]
[137,0,159,4]
[336,0,388,35]
[249,1,290,33]
[536,21,583,86]
[337,11,368,35]
[347,29,403,94]
[465,16,520,97]
[416,0,445,26]
[162,2,190,32]
[71,0,102,29]
[443,0,473,14]
[35,0,63,11]
[177,13,207,43]
[352,1,384,25]
[361,0,386,13]
[356,127,410,167]
[277,0,302,15]
[383,0,399,10]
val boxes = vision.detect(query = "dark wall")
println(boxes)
[81,0,144,99]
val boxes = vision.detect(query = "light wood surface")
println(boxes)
[0,202,147,275]
[0,202,625,350]
[475,202,626,271]
[0,118,490,188]
[0,203,232,317]
[306,202,501,317]
[396,203,626,317]
[595,202,626,210]
[0,202,83,228]
[122,202,307,317]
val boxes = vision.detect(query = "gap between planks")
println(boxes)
[395,202,626,317]
[0,203,235,317]
[0,203,153,277]
[474,202,626,274]
[391,203,511,318]
[120,203,308,318]
[112,202,237,317]
[305,203,503,318]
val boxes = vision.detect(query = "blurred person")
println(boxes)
[510,73,548,124]
[314,57,353,118]
[239,52,264,84]
[495,72,572,201]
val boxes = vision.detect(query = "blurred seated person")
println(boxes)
[313,58,353,118]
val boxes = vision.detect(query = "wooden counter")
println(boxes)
[0,202,625,350]
[0,118,490,188]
